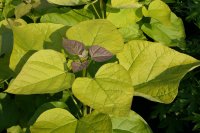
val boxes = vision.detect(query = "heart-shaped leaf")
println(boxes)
[72,63,134,116]
[71,61,89,72]
[89,45,113,62]
[66,19,124,54]
[142,0,171,25]
[76,112,112,133]
[30,108,77,133]
[9,23,68,72]
[117,40,200,103]
[6,50,75,94]
[63,38,85,55]
[141,12,186,49]
[112,111,152,133]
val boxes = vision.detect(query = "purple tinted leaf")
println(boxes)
[71,61,89,72]
[63,38,85,55]
[89,45,113,62]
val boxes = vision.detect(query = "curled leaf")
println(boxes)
[89,45,113,62]
[63,38,85,55]
[71,61,89,72]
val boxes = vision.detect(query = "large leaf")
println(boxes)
[47,0,91,6]
[6,50,74,94]
[142,0,171,25]
[112,111,152,133]
[0,19,26,82]
[117,40,200,103]
[76,112,112,133]
[40,8,94,26]
[106,8,142,28]
[66,19,124,54]
[111,0,141,8]
[30,108,77,133]
[9,23,68,72]
[141,12,186,49]
[72,63,134,116]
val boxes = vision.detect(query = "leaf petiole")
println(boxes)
[91,3,101,19]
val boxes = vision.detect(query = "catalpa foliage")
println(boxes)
[0,0,199,132]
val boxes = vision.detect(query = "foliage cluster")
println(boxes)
[0,0,200,132]
[146,1,200,133]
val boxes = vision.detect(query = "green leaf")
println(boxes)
[47,0,91,6]
[72,63,134,116]
[6,50,74,94]
[40,8,94,26]
[66,19,124,54]
[76,112,112,133]
[0,19,26,82]
[117,40,200,103]
[30,108,77,133]
[143,0,171,25]
[111,0,142,8]
[9,23,68,72]
[141,12,186,49]
[28,101,69,126]
[7,125,23,133]
[106,8,142,27]
[119,24,146,43]
[15,3,32,18]
[112,111,152,133]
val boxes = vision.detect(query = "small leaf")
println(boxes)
[143,0,171,25]
[63,38,85,55]
[71,61,89,72]
[89,45,113,62]
[15,3,32,18]
[30,108,77,133]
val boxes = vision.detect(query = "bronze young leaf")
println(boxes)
[89,45,113,62]
[71,61,89,72]
[63,38,85,55]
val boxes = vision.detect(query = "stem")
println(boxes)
[82,68,87,77]
[100,0,105,19]
[67,90,82,119]
[91,3,101,19]
[83,105,87,116]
